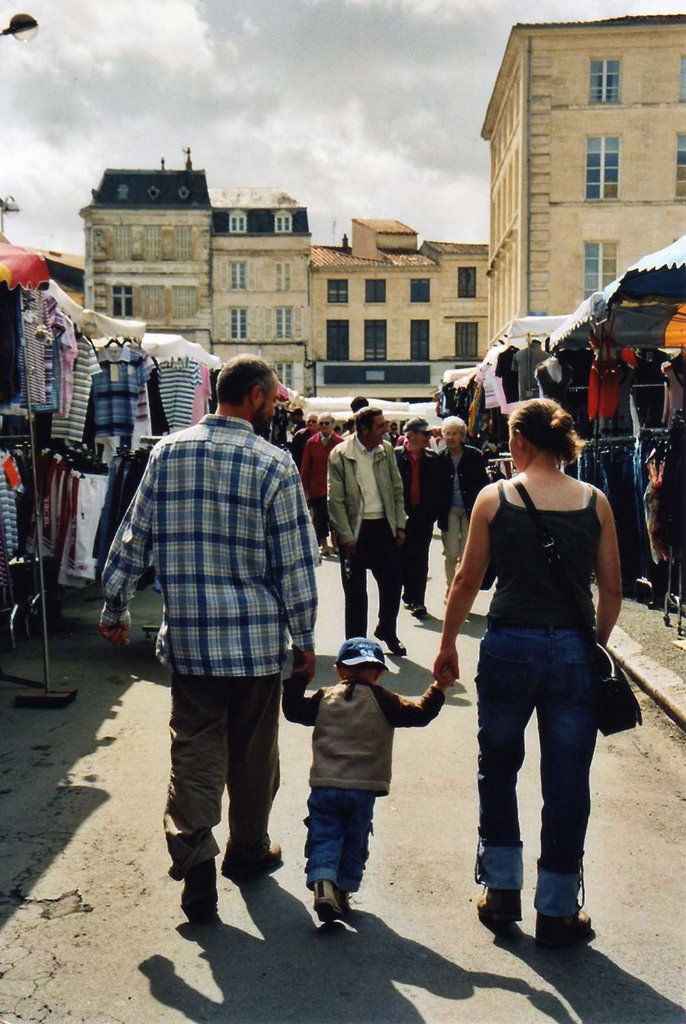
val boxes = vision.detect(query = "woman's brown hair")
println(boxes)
[509,399,585,466]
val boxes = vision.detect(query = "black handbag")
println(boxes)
[513,481,642,737]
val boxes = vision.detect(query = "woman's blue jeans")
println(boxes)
[305,787,376,893]
[475,624,597,916]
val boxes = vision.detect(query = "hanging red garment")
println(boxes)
[588,332,621,419]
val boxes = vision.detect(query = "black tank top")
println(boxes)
[488,481,601,629]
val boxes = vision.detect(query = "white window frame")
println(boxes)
[275,307,293,340]
[231,261,247,290]
[677,134,686,198]
[589,59,621,104]
[230,307,249,340]
[586,136,620,200]
[229,210,247,234]
[112,285,133,317]
[274,210,292,233]
[274,361,294,388]
[583,242,617,297]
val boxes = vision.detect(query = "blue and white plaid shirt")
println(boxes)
[101,415,319,677]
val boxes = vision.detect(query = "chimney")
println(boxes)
[161,157,166,171]
[341,233,349,251]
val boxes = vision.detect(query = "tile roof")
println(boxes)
[353,218,417,234]
[381,249,436,267]
[423,241,488,256]
[514,14,686,29]
[310,246,388,268]
[310,245,435,268]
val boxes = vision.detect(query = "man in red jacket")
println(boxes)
[300,413,344,556]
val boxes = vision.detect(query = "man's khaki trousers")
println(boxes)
[165,671,281,880]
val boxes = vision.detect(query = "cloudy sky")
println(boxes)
[1,0,684,254]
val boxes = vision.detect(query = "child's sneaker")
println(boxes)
[334,887,351,915]
[313,880,343,922]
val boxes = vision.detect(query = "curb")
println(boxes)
[609,625,686,732]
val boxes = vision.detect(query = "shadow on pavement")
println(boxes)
[139,876,571,1023]
[495,931,684,1023]
[0,589,168,932]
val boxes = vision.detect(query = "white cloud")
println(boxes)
[1,0,684,254]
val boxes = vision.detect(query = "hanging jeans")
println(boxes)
[475,623,597,916]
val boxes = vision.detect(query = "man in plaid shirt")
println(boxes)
[100,356,318,924]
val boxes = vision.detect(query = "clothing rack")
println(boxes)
[0,299,77,707]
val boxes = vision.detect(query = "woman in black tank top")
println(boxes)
[433,399,621,948]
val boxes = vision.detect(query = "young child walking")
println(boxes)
[282,636,451,923]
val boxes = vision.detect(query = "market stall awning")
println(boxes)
[0,242,49,290]
[47,280,146,340]
[140,332,221,369]
[549,292,607,348]
[505,314,570,341]
[605,233,686,304]
[598,234,686,347]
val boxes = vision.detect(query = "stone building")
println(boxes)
[81,159,213,347]
[310,219,488,400]
[482,14,686,346]
[210,188,311,394]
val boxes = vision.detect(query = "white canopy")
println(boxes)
[141,333,221,369]
[298,397,442,426]
[47,280,146,340]
[505,314,570,340]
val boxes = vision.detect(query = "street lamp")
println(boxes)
[0,12,38,41]
[0,195,20,234]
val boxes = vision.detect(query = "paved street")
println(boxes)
[0,540,684,1024]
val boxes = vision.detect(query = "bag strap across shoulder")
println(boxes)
[513,481,596,645]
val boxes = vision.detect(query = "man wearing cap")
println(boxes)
[328,406,407,655]
[394,416,443,619]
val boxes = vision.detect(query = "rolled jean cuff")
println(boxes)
[306,868,339,888]
[476,843,523,890]
[535,867,581,916]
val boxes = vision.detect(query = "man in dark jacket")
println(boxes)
[290,413,320,470]
[437,416,489,595]
[394,417,443,619]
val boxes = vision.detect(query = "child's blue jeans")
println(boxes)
[305,786,376,893]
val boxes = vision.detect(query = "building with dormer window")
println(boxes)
[210,188,311,393]
[80,160,213,347]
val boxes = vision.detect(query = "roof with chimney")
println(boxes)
[310,245,435,268]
